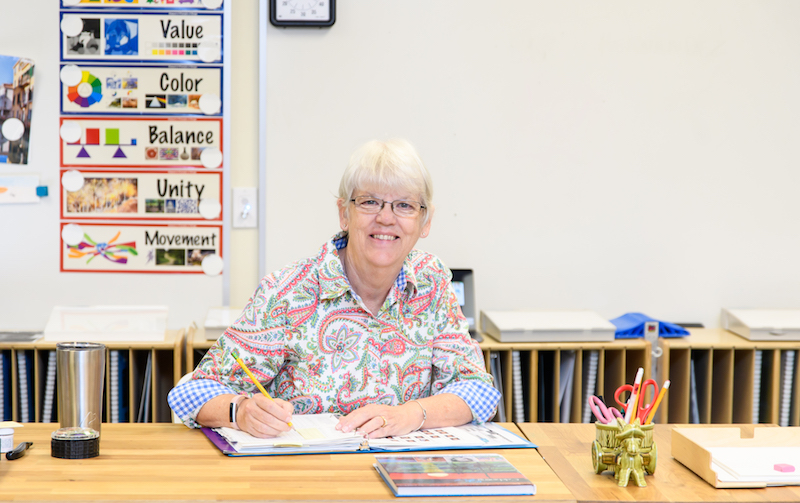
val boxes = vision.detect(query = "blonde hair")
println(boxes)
[338,139,434,224]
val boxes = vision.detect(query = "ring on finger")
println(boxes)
[379,415,387,428]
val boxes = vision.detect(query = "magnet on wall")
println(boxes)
[1,118,24,142]
[201,254,223,276]
[61,170,85,192]
[199,93,221,115]
[61,224,84,247]
[60,122,82,143]
[59,65,83,87]
[198,199,221,220]
[60,16,85,38]
[200,147,222,169]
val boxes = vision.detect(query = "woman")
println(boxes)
[168,139,499,439]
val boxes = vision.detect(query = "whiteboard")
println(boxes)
[0,1,228,331]
[263,1,800,329]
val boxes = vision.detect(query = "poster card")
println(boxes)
[61,170,222,220]
[60,64,222,116]
[60,117,223,168]
[60,11,223,64]
[61,0,223,11]
[0,55,34,164]
[61,222,222,273]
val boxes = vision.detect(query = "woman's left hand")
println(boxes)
[335,402,423,439]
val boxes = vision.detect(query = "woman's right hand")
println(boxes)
[236,395,294,438]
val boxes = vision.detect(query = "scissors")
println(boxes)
[614,379,659,423]
[588,395,623,424]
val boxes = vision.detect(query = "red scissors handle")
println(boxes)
[635,379,659,423]
[614,384,634,411]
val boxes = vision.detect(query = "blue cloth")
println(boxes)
[609,312,689,339]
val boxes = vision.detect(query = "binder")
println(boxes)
[511,351,524,423]
[558,350,576,423]
[581,350,599,423]
[489,353,506,422]
[204,414,536,457]
[110,350,120,423]
[41,350,57,423]
[137,352,152,423]
[0,350,9,421]
[753,349,763,423]
[16,351,34,423]
[779,350,796,427]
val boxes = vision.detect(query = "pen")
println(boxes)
[644,380,670,425]
[232,352,294,429]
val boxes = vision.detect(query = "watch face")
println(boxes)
[273,0,332,24]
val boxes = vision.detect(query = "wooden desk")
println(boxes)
[0,423,574,503]
[519,422,800,502]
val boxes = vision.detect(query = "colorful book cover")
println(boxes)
[373,453,536,497]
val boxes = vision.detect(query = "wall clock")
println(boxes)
[270,0,335,27]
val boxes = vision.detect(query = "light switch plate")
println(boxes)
[232,187,257,228]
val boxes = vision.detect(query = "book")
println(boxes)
[204,413,535,456]
[373,453,536,497]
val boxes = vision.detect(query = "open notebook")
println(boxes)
[203,413,535,456]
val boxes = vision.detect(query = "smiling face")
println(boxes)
[338,185,432,276]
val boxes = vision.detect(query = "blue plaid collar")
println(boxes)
[322,232,415,300]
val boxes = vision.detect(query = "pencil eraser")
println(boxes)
[774,463,795,473]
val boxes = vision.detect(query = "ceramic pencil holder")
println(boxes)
[591,419,657,487]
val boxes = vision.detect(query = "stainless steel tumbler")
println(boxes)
[56,342,106,435]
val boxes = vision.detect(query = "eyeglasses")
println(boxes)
[350,196,426,217]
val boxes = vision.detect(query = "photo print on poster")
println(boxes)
[0,55,34,164]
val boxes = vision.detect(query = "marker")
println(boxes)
[624,367,644,424]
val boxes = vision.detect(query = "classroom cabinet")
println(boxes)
[0,330,184,424]
[657,328,800,426]
[479,334,652,423]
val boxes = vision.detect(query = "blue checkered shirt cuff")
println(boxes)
[167,378,237,428]
[438,380,500,424]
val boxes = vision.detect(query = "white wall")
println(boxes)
[264,1,800,329]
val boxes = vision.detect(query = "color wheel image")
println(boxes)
[68,71,103,108]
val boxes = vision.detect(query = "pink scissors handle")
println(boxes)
[589,396,622,424]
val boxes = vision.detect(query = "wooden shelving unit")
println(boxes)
[657,328,800,426]
[478,333,651,423]
[0,329,185,424]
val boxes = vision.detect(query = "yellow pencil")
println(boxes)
[232,352,294,429]
[644,380,670,425]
